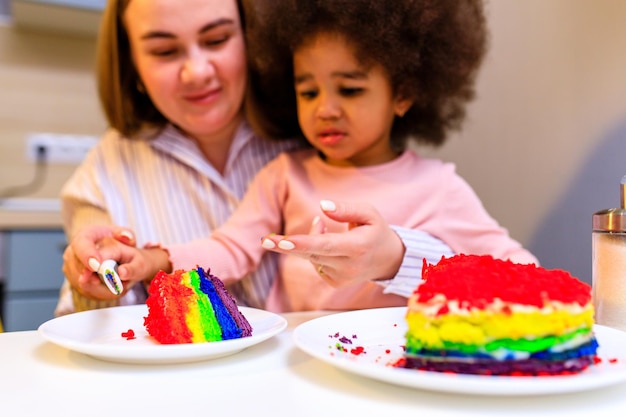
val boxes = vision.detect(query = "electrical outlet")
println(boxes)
[26,133,98,164]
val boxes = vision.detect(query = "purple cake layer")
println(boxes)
[403,355,596,375]
[198,267,253,338]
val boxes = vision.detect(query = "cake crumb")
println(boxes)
[121,329,136,340]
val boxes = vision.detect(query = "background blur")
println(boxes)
[2,0,626,285]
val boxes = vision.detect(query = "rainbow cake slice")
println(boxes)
[404,254,598,375]
[144,266,253,344]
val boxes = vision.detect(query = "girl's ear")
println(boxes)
[394,97,414,117]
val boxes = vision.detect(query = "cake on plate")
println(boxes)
[404,254,598,375]
[144,266,252,344]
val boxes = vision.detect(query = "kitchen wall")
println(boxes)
[0,18,106,200]
[2,1,626,283]
[415,0,626,283]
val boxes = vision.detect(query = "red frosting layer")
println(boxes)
[144,270,195,344]
[415,254,591,308]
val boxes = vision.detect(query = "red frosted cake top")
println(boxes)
[145,270,195,344]
[415,254,591,308]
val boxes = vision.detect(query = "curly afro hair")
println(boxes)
[244,0,488,149]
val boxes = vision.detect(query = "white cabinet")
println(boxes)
[2,230,66,331]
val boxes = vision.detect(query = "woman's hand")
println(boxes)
[62,225,136,300]
[260,200,405,287]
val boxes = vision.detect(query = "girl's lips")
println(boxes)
[318,130,345,146]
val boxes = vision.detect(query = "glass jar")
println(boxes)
[592,176,626,332]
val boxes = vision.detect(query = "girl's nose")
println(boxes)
[180,50,215,84]
[316,93,341,119]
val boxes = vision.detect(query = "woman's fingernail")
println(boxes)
[320,200,336,212]
[278,240,296,250]
[312,215,320,226]
[88,257,101,272]
[261,239,276,249]
[119,230,134,244]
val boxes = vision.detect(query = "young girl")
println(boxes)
[105,0,537,312]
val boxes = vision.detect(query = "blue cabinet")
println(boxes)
[3,230,66,331]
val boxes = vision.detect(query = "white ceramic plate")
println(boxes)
[293,307,626,396]
[38,305,286,364]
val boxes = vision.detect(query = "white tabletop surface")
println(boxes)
[1,311,626,417]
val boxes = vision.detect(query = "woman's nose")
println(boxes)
[180,51,215,84]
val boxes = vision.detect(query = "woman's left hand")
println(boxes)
[260,200,405,287]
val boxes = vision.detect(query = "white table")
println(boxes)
[1,311,625,416]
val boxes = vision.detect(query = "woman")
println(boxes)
[57,0,455,315]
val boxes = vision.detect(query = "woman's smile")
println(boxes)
[183,87,221,105]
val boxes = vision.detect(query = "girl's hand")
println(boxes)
[260,200,404,287]
[113,245,172,287]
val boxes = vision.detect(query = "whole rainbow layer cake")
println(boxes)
[404,254,598,375]
[144,266,252,344]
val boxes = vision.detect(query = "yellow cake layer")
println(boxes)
[181,270,221,343]
[406,306,594,349]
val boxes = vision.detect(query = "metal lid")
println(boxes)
[593,175,626,231]
[593,208,626,231]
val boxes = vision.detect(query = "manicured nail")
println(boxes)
[320,200,336,212]
[312,215,320,226]
[261,239,276,249]
[119,230,134,244]
[278,240,295,250]
[88,257,101,272]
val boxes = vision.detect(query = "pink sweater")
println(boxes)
[167,149,537,312]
